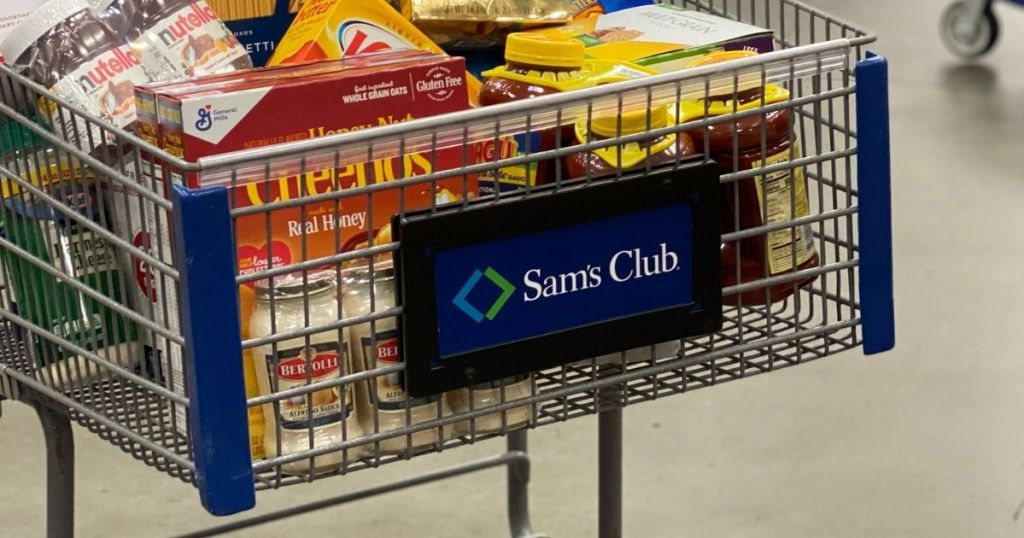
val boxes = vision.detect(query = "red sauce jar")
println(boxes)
[683,51,819,306]
[478,33,587,193]
[565,105,696,179]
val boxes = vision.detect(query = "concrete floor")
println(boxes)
[4,1,1024,536]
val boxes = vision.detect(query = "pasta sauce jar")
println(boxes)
[250,271,365,475]
[343,265,453,454]
[479,33,585,191]
[479,33,653,192]
[682,51,819,306]
[565,104,696,179]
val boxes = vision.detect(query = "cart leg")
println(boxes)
[507,429,535,538]
[597,364,624,538]
[33,401,75,538]
[598,406,623,538]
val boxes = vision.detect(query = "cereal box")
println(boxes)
[268,0,482,104]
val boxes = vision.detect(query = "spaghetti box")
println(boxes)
[154,54,470,183]
[207,0,300,66]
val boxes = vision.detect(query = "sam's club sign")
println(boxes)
[434,204,696,359]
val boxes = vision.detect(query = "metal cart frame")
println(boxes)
[0,0,893,536]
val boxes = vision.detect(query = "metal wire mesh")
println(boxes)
[0,0,872,494]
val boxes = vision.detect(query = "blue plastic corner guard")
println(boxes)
[855,53,895,355]
[172,184,256,515]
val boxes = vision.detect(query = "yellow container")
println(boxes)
[268,0,481,104]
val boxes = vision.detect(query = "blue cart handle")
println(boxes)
[855,53,896,355]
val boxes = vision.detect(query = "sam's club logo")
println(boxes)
[453,267,515,323]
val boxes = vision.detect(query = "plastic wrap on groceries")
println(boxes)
[0,0,158,146]
[93,0,252,80]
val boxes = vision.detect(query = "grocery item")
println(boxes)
[95,0,252,80]
[401,0,572,48]
[529,4,774,73]
[680,51,818,305]
[478,33,653,192]
[142,54,476,457]
[569,0,651,21]
[564,104,696,178]
[0,1,47,43]
[447,376,532,435]
[0,127,84,199]
[102,156,189,431]
[207,0,300,66]
[2,181,140,374]
[0,0,156,147]
[0,120,141,387]
[344,262,452,454]
[154,55,470,182]
[268,0,482,104]
[133,49,434,148]
[251,270,364,474]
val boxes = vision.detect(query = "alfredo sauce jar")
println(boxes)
[250,270,364,475]
[343,266,453,454]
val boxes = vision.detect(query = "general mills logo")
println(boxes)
[194,105,213,131]
[453,267,515,323]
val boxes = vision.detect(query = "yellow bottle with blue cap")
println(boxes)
[478,32,653,192]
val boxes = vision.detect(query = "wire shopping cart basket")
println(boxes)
[0,0,893,536]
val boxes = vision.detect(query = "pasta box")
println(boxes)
[207,0,301,66]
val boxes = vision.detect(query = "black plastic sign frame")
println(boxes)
[394,163,722,397]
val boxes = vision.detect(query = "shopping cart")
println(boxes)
[941,0,1024,58]
[0,0,893,536]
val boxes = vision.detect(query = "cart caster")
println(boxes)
[941,1,1000,59]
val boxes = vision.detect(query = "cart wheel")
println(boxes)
[941,1,1000,59]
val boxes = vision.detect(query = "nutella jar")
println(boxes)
[682,51,819,306]
[0,0,153,146]
[129,0,251,79]
[565,104,696,179]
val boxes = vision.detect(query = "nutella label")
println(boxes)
[265,342,354,431]
[137,1,248,79]
[360,330,436,410]
[50,44,149,132]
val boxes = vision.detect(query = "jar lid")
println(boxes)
[588,105,669,138]
[505,33,585,69]
[344,265,396,283]
[254,270,337,301]
[0,0,91,66]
